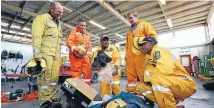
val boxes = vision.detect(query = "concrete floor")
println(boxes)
[1,77,214,108]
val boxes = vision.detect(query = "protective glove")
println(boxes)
[33,48,42,61]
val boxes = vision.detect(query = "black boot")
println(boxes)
[32,85,38,91]
[144,97,155,107]
[51,98,62,108]
[40,101,52,108]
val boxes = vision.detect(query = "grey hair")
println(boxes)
[50,2,56,10]
[78,18,86,23]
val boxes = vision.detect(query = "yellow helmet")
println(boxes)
[132,37,145,55]
[25,59,47,77]
[208,58,214,67]
[106,99,126,108]
[73,43,87,58]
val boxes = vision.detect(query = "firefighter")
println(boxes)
[125,11,157,93]
[67,19,92,86]
[31,2,63,107]
[92,35,122,98]
[136,37,197,108]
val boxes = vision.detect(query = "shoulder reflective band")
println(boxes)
[152,85,170,92]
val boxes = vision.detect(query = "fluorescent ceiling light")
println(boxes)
[9,30,16,34]
[166,19,173,28]
[159,0,166,5]
[18,33,26,35]
[64,7,73,13]
[23,27,31,31]
[1,22,9,26]
[1,29,7,32]
[11,25,20,29]
[115,33,124,38]
[89,20,106,29]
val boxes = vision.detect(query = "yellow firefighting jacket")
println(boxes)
[32,13,62,58]
[144,45,192,82]
[126,19,157,56]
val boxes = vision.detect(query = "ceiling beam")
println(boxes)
[19,1,27,16]
[18,2,49,41]
[62,1,93,21]
[2,40,31,45]
[165,1,210,16]
[1,2,99,39]
[94,14,208,37]
[111,2,210,30]
[173,12,208,24]
[158,1,171,30]
[157,23,205,34]
[174,17,207,27]
[1,31,32,39]
[7,12,18,32]
[88,1,157,29]
[168,5,210,19]
[1,25,31,34]
[93,3,211,34]
[96,0,130,26]
[67,4,101,24]
[121,2,156,16]
[91,13,164,34]
[114,1,132,10]
[161,1,185,10]
[156,20,206,31]
[9,1,28,41]
[206,1,214,23]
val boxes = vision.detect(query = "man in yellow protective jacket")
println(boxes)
[136,37,197,108]
[92,35,122,99]
[125,11,157,93]
[31,2,63,107]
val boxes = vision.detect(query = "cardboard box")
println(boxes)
[61,78,98,108]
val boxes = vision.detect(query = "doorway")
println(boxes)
[180,55,192,73]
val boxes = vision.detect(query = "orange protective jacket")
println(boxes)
[67,28,92,57]
[67,28,92,86]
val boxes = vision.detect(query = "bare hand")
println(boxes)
[112,71,118,76]
[74,49,85,58]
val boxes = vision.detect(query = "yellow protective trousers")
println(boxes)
[125,53,145,92]
[100,75,121,99]
[125,20,157,93]
[137,75,196,108]
[37,53,61,105]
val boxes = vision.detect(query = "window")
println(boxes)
[158,26,206,48]
[174,26,206,46]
